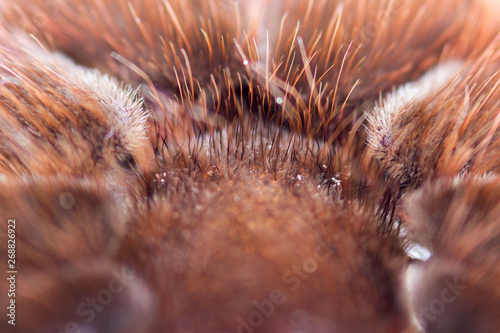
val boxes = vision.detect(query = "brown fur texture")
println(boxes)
[3,0,498,136]
[405,176,500,333]
[368,48,500,194]
[0,176,154,333]
[0,0,499,333]
[0,33,150,178]
[121,174,407,332]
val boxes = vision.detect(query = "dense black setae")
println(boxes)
[0,1,499,333]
